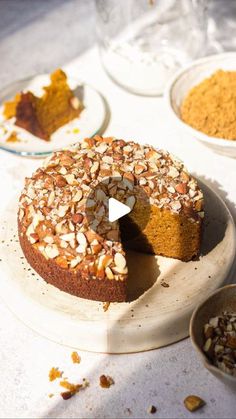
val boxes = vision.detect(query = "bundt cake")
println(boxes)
[18,136,204,302]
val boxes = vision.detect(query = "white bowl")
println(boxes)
[165,52,236,158]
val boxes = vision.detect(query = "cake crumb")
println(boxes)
[6,131,21,143]
[99,375,114,388]
[48,393,54,398]
[161,281,169,288]
[103,302,110,312]
[147,405,157,414]
[71,351,81,364]
[60,379,82,392]
[60,379,89,400]
[49,367,62,381]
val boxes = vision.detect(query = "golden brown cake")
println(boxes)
[4,69,83,141]
[18,136,204,302]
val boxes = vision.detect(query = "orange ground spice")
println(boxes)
[181,70,236,141]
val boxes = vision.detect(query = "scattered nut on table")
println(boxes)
[184,395,205,412]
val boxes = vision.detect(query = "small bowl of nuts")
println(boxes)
[190,284,236,390]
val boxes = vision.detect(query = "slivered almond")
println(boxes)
[135,164,145,175]
[146,150,161,161]
[60,233,75,242]
[168,167,179,178]
[167,186,175,194]
[59,166,67,175]
[64,174,75,185]
[105,267,114,280]
[72,190,83,202]
[114,253,126,270]
[76,244,87,253]
[47,191,55,206]
[90,161,99,174]
[102,155,113,164]
[112,266,128,275]
[45,244,59,259]
[98,255,113,270]
[44,235,54,244]
[58,205,69,218]
[76,232,87,246]
[70,256,82,268]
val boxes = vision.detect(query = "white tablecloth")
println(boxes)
[0,46,235,419]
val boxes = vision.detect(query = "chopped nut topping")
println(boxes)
[19,136,203,280]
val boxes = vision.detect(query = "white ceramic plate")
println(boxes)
[0,180,235,353]
[165,52,236,158]
[0,74,107,157]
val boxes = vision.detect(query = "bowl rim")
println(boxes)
[165,51,236,149]
[190,283,236,382]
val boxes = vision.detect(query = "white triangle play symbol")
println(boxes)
[108,197,131,222]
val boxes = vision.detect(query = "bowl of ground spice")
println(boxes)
[165,52,236,158]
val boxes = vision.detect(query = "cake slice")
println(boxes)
[3,69,83,140]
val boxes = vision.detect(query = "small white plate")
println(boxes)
[0,180,235,353]
[0,74,107,157]
[165,52,236,158]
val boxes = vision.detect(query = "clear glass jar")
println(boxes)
[96,0,207,96]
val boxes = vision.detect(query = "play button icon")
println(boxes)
[108,197,131,222]
[85,176,150,243]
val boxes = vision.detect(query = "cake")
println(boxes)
[3,69,83,141]
[18,136,204,302]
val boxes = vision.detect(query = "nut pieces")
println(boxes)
[184,395,205,412]
[19,136,204,282]
[203,312,236,376]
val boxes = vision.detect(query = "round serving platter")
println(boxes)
[0,180,235,353]
[0,74,107,157]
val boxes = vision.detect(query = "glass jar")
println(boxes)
[96,0,207,96]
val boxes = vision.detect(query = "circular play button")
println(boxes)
[85,176,151,245]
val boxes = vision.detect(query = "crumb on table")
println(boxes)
[49,367,63,382]
[99,375,114,388]
[71,351,81,364]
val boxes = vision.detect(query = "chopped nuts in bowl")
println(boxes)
[190,284,236,390]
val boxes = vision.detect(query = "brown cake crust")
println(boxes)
[18,219,127,302]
